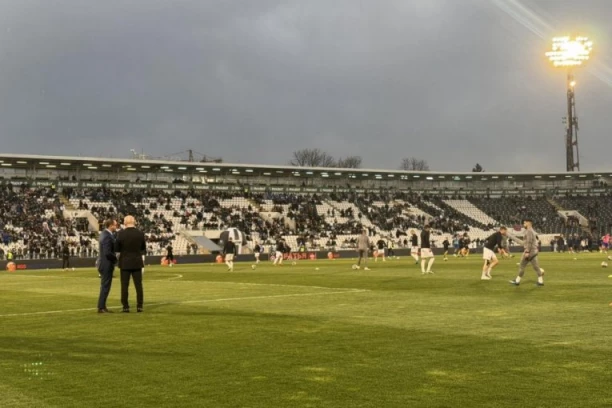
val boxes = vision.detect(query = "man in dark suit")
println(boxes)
[115,215,146,313]
[97,219,118,313]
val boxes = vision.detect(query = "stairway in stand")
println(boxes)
[546,197,591,234]
[546,197,564,212]
[60,194,76,210]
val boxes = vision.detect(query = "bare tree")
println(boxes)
[400,157,430,171]
[289,149,337,167]
[336,156,362,169]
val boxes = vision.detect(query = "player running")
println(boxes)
[452,235,460,257]
[273,239,285,266]
[460,233,471,257]
[253,241,262,264]
[510,219,544,286]
[410,230,420,264]
[481,226,507,280]
[601,234,610,254]
[442,238,450,261]
[420,225,435,274]
[223,238,237,272]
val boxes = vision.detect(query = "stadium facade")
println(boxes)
[0,153,609,194]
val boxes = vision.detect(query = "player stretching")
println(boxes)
[355,230,371,270]
[482,227,507,280]
[510,219,544,286]
[410,230,420,264]
[420,225,435,274]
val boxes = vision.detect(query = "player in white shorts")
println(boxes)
[253,242,262,264]
[273,240,285,266]
[375,238,387,262]
[420,226,435,274]
[410,230,420,264]
[481,226,507,280]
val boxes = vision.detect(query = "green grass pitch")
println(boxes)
[1,253,612,408]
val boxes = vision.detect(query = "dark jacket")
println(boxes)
[97,230,117,273]
[115,227,147,270]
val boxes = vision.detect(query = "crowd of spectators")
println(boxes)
[0,186,97,259]
[3,185,612,260]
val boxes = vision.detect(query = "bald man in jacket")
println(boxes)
[115,216,147,313]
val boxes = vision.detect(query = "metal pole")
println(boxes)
[565,71,580,172]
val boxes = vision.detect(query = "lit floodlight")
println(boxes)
[545,36,592,172]
[546,36,593,67]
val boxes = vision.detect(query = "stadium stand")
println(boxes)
[1,154,610,260]
[0,185,584,260]
[555,194,612,235]
[468,196,567,234]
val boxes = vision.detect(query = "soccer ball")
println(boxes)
[351,264,358,270]
[396,257,400,260]
[601,262,608,268]
[607,256,612,261]
[251,264,256,270]
[315,267,320,271]
[292,261,297,266]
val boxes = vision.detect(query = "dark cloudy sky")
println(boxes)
[1,0,611,172]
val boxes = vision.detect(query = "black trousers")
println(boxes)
[120,269,144,309]
[97,267,114,310]
[62,257,70,268]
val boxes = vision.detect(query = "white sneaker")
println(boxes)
[427,271,434,274]
[481,276,492,280]
[364,267,370,271]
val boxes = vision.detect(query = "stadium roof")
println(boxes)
[0,153,609,181]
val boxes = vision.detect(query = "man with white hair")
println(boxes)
[115,215,147,313]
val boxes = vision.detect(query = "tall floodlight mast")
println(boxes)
[545,36,593,172]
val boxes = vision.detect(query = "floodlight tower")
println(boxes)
[545,36,593,172]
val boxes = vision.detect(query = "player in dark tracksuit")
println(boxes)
[442,239,450,261]
[166,245,174,267]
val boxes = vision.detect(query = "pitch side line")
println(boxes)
[0,289,369,318]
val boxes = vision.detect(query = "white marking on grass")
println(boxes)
[2,273,184,283]
[0,289,369,318]
[147,274,183,281]
[3,275,361,292]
